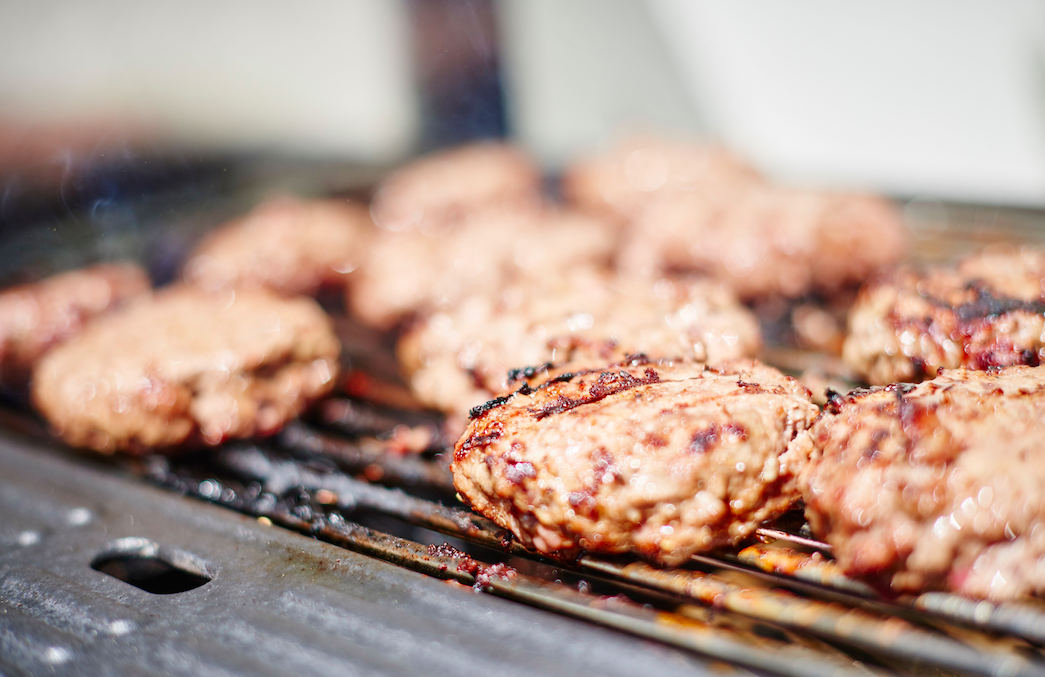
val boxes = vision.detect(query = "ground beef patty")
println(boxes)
[369,143,541,234]
[562,135,761,224]
[0,263,150,389]
[622,186,906,300]
[844,247,1045,385]
[398,270,761,417]
[183,196,373,297]
[348,208,616,330]
[798,366,1045,601]
[32,287,339,454]
[454,358,818,565]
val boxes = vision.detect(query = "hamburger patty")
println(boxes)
[622,186,906,300]
[183,196,373,297]
[798,366,1045,601]
[844,247,1045,384]
[398,270,761,417]
[0,263,150,388]
[453,358,818,565]
[369,142,541,234]
[349,208,616,330]
[562,135,761,224]
[32,287,339,453]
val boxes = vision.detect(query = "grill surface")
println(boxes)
[5,167,1045,676]
[0,430,727,677]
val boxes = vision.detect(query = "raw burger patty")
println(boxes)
[32,287,340,453]
[183,196,373,297]
[454,358,818,565]
[844,246,1045,384]
[799,366,1045,601]
[0,262,150,388]
[399,270,761,417]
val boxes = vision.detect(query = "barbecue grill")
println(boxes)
[4,161,1045,677]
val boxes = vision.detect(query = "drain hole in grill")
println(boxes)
[91,537,211,594]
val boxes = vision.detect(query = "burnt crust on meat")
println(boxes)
[183,196,373,297]
[798,366,1045,601]
[397,269,761,417]
[32,286,340,454]
[843,246,1045,384]
[369,142,542,234]
[0,263,150,389]
[453,358,819,565]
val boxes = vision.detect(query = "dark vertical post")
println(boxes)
[407,0,508,150]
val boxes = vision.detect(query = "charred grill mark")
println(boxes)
[589,369,661,399]
[955,283,1045,322]
[533,369,661,420]
[506,362,553,385]
[533,393,586,420]
[469,393,515,420]
[914,281,1045,320]
[459,422,504,452]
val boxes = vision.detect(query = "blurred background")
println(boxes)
[2,0,1045,250]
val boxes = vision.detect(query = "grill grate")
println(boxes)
[113,408,1045,677]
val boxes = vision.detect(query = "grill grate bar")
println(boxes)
[277,421,454,491]
[145,453,881,677]
[195,444,1045,677]
[735,543,1045,645]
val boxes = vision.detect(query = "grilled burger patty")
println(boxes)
[369,142,541,234]
[183,196,373,297]
[453,358,819,565]
[798,366,1045,601]
[844,247,1045,384]
[622,186,906,300]
[32,287,339,453]
[0,262,150,389]
[562,135,762,224]
[349,208,616,330]
[398,269,761,418]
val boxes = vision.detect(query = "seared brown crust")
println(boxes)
[623,186,906,300]
[32,287,340,454]
[398,270,761,416]
[369,143,541,234]
[799,366,1045,601]
[453,358,818,565]
[183,196,373,297]
[562,135,761,224]
[843,247,1045,384]
[0,263,150,388]
[348,208,616,330]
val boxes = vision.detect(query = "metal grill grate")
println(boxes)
[114,394,1045,677]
